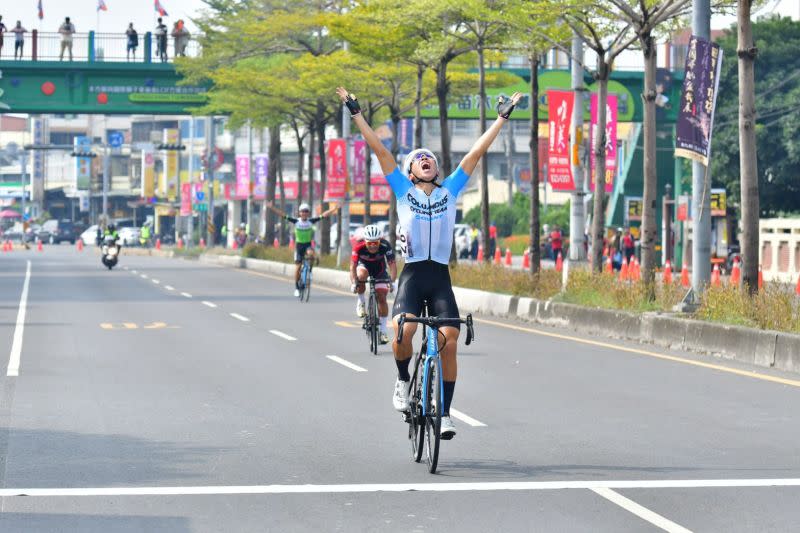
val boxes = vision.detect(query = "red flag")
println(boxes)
[97,0,108,12]
[154,0,168,16]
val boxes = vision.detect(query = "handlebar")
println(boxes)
[396,313,474,346]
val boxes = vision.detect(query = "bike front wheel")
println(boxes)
[368,292,379,354]
[425,356,442,473]
[409,353,426,463]
[304,265,312,302]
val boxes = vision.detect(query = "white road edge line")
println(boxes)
[181,292,192,298]
[0,478,799,497]
[7,260,31,377]
[231,313,250,322]
[269,329,295,341]
[326,355,367,372]
[449,408,487,427]
[164,285,175,291]
[591,487,692,533]
[202,301,218,308]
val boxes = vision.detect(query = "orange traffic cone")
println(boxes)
[37,239,43,252]
[232,240,238,250]
[522,249,530,269]
[504,248,512,267]
[477,245,483,262]
[681,263,690,287]
[493,247,501,265]
[663,260,673,285]
[605,255,613,273]
[555,251,563,272]
[795,273,800,296]
[155,238,161,250]
[177,238,184,250]
[711,264,721,287]
[273,237,279,248]
[289,237,295,250]
[199,238,206,249]
[620,256,629,280]
[2,241,8,252]
[758,265,764,291]
[730,257,741,286]
[77,239,84,251]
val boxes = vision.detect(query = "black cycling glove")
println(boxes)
[497,95,516,119]
[344,93,362,117]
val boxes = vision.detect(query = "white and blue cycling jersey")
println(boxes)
[385,165,470,265]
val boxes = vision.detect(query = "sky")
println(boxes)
[0,0,209,34]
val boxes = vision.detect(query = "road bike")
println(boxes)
[359,277,380,355]
[398,307,474,474]
[298,252,314,302]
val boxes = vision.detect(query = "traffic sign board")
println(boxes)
[196,202,208,212]
[108,131,124,148]
[195,190,205,201]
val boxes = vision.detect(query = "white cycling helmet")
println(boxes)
[298,203,311,212]
[403,148,439,175]
[362,224,382,242]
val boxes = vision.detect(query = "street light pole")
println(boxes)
[102,143,110,222]
[20,151,28,231]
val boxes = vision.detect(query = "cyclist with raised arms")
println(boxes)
[336,86,522,439]
[351,224,398,344]
[267,201,338,297]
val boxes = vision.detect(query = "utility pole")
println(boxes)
[208,117,217,245]
[102,143,110,222]
[187,116,194,247]
[338,98,352,266]
[20,151,28,230]
[247,120,254,239]
[570,32,587,261]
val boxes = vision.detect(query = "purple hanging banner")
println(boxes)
[675,35,723,166]
[254,154,268,200]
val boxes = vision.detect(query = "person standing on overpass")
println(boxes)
[58,17,75,61]
[11,21,26,60]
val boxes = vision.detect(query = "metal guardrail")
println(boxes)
[0,30,200,63]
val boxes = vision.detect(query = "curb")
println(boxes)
[194,253,800,377]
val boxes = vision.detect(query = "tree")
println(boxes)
[737,0,759,293]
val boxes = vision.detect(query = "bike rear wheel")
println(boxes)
[425,356,442,474]
[368,292,379,354]
[303,263,312,302]
[297,265,306,302]
[408,349,426,463]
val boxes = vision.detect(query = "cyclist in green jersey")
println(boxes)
[267,201,338,296]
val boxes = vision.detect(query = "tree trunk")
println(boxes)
[435,58,452,176]
[640,31,658,297]
[293,122,305,208]
[278,150,287,244]
[590,63,610,272]
[414,64,424,149]
[306,122,315,210]
[738,0,760,293]
[478,46,491,263]
[265,124,280,244]
[529,53,541,274]
[316,111,331,255]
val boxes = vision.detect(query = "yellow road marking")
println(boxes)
[474,317,800,388]
[335,321,360,328]
[144,322,179,329]
[100,323,138,330]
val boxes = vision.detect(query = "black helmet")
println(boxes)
[107,223,116,231]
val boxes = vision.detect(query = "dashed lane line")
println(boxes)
[181,292,192,298]
[6,260,31,377]
[152,279,160,285]
[230,313,250,322]
[202,301,218,308]
[591,487,692,533]
[269,329,296,341]
[164,285,175,291]
[326,355,367,372]
[450,408,487,427]
[140,274,148,279]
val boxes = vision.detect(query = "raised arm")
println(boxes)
[265,201,286,218]
[320,203,339,218]
[458,92,523,176]
[336,87,396,176]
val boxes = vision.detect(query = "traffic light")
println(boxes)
[70,151,98,158]
[157,143,186,151]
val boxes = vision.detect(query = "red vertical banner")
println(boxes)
[547,90,575,191]
[352,140,366,200]
[235,154,250,199]
[180,183,192,216]
[326,139,346,200]
[590,94,618,193]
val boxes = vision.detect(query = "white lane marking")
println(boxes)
[181,292,192,298]
[152,279,160,285]
[1,478,800,497]
[132,270,138,274]
[231,313,250,322]
[326,355,367,372]
[449,408,487,427]
[202,301,218,308]
[123,266,129,270]
[269,329,295,341]
[140,274,148,279]
[7,261,31,377]
[164,285,175,291]
[591,488,692,533]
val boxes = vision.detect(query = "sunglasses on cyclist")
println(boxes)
[413,151,435,162]
[365,240,380,246]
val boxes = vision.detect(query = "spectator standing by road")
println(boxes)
[0,17,7,59]
[58,17,75,61]
[155,17,168,62]
[11,21,26,60]
[623,227,636,262]
[125,23,138,61]
[550,224,563,261]
[469,224,480,260]
[488,221,497,258]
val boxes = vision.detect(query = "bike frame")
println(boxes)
[420,323,443,417]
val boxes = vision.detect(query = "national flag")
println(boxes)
[154,0,168,16]
[97,0,108,12]
[37,0,44,20]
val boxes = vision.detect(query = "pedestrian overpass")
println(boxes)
[0,31,207,115]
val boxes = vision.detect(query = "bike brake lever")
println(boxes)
[397,313,406,343]
[465,314,474,345]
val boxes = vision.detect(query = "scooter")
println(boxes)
[101,236,120,270]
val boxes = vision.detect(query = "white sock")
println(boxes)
[380,316,388,331]
[358,293,365,304]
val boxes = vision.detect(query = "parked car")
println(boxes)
[329,222,363,250]
[80,225,100,246]
[38,219,78,244]
[118,226,141,246]
[454,223,471,259]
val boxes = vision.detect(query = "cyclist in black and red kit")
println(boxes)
[351,224,398,344]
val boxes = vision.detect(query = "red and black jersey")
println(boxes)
[351,238,395,279]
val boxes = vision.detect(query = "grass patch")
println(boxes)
[696,283,800,333]
[241,244,349,271]
[558,269,685,312]
[449,262,562,299]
